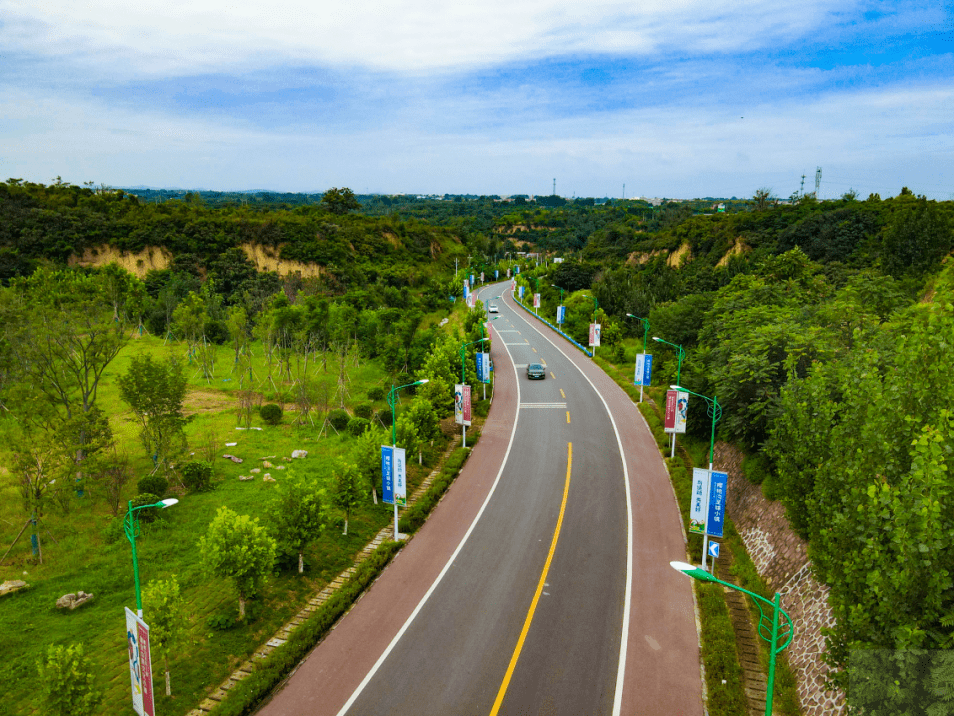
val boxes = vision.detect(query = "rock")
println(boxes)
[0,580,29,597]
[291,450,308,459]
[238,475,254,481]
[221,454,243,463]
[282,456,293,462]
[275,465,286,470]
[225,442,237,447]
[250,468,261,474]
[263,474,276,482]
[262,460,273,468]
[56,591,94,610]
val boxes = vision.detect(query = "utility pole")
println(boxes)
[800,175,805,196]
[553,178,556,196]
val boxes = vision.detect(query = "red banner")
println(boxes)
[137,622,155,716]
[462,385,472,426]
[664,390,677,432]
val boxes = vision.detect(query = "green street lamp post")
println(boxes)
[670,561,793,716]
[581,294,599,356]
[551,284,565,302]
[124,498,178,618]
[460,338,489,448]
[672,383,723,570]
[387,379,428,539]
[626,314,651,402]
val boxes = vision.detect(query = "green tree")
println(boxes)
[142,577,185,696]
[881,197,953,277]
[267,473,325,573]
[332,461,362,535]
[117,355,189,475]
[37,643,101,716]
[353,428,386,503]
[320,187,361,215]
[200,507,277,619]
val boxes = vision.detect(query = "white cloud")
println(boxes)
[2,78,951,199]
[2,0,861,76]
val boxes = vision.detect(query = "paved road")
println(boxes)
[258,282,702,716]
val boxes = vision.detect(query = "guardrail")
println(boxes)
[510,292,593,358]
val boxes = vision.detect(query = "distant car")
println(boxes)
[488,302,499,313]
[527,363,546,380]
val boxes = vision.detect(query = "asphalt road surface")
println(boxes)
[259,282,703,716]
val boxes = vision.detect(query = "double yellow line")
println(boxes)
[489,442,573,715]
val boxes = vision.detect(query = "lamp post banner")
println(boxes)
[462,384,472,426]
[476,352,490,383]
[589,323,601,347]
[454,384,464,425]
[664,390,677,432]
[518,286,525,299]
[393,447,407,506]
[125,607,155,716]
[470,274,474,286]
[381,446,394,504]
[533,293,541,308]
[495,269,499,279]
[689,468,709,534]
[664,390,688,433]
[480,272,484,283]
[634,353,653,386]
[556,305,566,324]
[463,278,469,291]
[507,269,511,278]
[706,471,728,538]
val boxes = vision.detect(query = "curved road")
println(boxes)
[259,282,702,716]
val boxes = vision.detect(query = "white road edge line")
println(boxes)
[505,290,633,716]
[335,284,522,716]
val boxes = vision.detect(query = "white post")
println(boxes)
[639,383,644,403]
[393,501,399,541]
[463,424,466,449]
[671,433,676,458]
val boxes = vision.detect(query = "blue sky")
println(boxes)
[1,0,952,199]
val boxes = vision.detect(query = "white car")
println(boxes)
[488,302,499,313]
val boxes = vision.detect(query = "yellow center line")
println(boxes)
[489,442,573,716]
[532,347,537,353]
[566,411,571,424]
[550,372,555,379]
[560,389,565,399]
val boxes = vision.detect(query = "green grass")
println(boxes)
[0,334,450,716]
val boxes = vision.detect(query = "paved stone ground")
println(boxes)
[187,436,463,716]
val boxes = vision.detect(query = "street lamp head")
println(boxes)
[159,498,179,508]
[416,379,430,385]
[652,336,663,342]
[670,560,715,582]
[670,384,683,391]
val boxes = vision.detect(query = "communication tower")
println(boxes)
[815,167,822,198]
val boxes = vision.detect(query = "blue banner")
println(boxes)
[495,270,499,279]
[635,353,653,386]
[476,352,490,383]
[470,274,474,285]
[381,446,394,505]
[706,471,728,538]
[556,305,566,324]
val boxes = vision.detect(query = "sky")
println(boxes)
[1,0,953,199]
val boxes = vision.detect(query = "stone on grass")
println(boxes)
[0,580,29,597]
[263,474,276,482]
[262,460,274,468]
[238,475,254,481]
[250,468,261,474]
[221,454,243,463]
[56,591,94,610]
[275,465,286,470]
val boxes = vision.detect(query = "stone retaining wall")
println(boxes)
[714,442,846,716]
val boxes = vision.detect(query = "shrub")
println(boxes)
[37,643,102,716]
[137,474,169,497]
[353,402,373,419]
[741,452,772,485]
[101,517,125,545]
[367,386,385,401]
[181,461,214,493]
[347,417,371,437]
[130,493,161,523]
[328,409,350,432]
[259,403,283,426]
[375,409,393,427]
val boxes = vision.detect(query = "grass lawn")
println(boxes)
[0,333,446,716]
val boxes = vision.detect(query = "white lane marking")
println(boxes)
[503,291,634,716]
[336,295,524,716]
[519,403,567,409]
